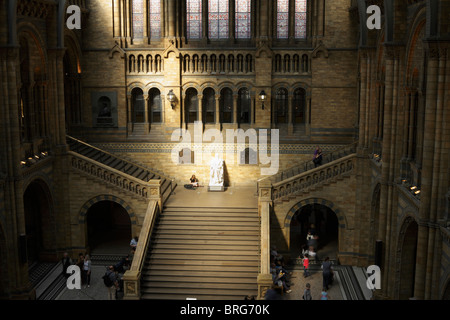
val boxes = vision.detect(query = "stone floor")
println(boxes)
[164,185,259,208]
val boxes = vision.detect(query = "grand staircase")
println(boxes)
[140,205,260,300]
[67,135,175,201]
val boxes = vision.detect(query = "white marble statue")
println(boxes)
[209,155,224,188]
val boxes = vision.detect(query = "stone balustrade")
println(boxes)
[272,154,356,202]
[69,151,152,200]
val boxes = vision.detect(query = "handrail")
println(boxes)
[67,135,172,183]
[68,151,151,200]
[258,141,358,187]
[122,200,161,300]
[272,153,356,202]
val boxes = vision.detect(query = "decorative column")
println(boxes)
[215,94,221,130]
[414,44,440,300]
[378,46,395,298]
[127,94,133,135]
[143,94,150,133]
[198,94,203,125]
[232,93,238,128]
[257,180,273,300]
[288,92,293,135]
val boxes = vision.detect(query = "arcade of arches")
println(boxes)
[0,0,449,300]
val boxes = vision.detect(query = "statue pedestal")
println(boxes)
[208,185,225,192]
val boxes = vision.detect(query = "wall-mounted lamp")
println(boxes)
[259,90,267,110]
[167,89,176,109]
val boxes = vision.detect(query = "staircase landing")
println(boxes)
[164,185,258,209]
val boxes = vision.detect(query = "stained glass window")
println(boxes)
[209,0,229,39]
[132,0,144,39]
[187,0,202,39]
[235,0,251,39]
[277,0,289,39]
[149,0,161,39]
[295,0,307,39]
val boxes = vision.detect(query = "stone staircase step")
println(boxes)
[163,207,258,213]
[146,263,258,272]
[157,219,259,227]
[142,280,257,291]
[145,258,259,268]
[151,238,260,246]
[152,229,260,236]
[159,216,259,223]
[155,224,259,231]
[149,245,259,253]
[143,270,257,279]
[141,290,256,301]
[147,251,259,260]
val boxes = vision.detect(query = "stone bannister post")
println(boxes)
[122,180,162,300]
[149,179,162,208]
[257,180,273,300]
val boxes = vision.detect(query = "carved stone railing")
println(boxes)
[122,199,161,300]
[69,151,154,200]
[272,153,356,202]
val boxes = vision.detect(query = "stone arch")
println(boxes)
[127,82,146,94]
[78,195,138,226]
[23,178,55,261]
[284,198,347,230]
[395,214,419,299]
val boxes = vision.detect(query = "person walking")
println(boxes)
[302,254,310,278]
[82,254,92,288]
[105,266,119,300]
[321,256,333,290]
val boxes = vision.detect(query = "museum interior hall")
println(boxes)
[0,0,449,300]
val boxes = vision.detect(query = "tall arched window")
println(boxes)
[295,0,307,39]
[149,88,162,123]
[277,0,289,39]
[238,88,251,124]
[132,0,144,39]
[203,88,216,123]
[209,0,229,39]
[293,88,306,124]
[220,88,233,123]
[185,88,199,123]
[187,0,202,39]
[275,88,288,124]
[149,0,162,39]
[132,88,145,123]
[235,0,251,39]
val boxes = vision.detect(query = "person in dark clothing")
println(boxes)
[313,146,323,167]
[321,256,334,290]
[61,252,73,278]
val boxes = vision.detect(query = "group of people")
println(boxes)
[61,252,92,288]
[60,236,138,300]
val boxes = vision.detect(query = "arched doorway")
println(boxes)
[86,201,132,255]
[398,217,418,299]
[289,203,339,260]
[23,180,54,264]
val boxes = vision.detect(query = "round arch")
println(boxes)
[284,198,347,229]
[23,178,55,262]
[78,195,138,226]
[395,214,419,299]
